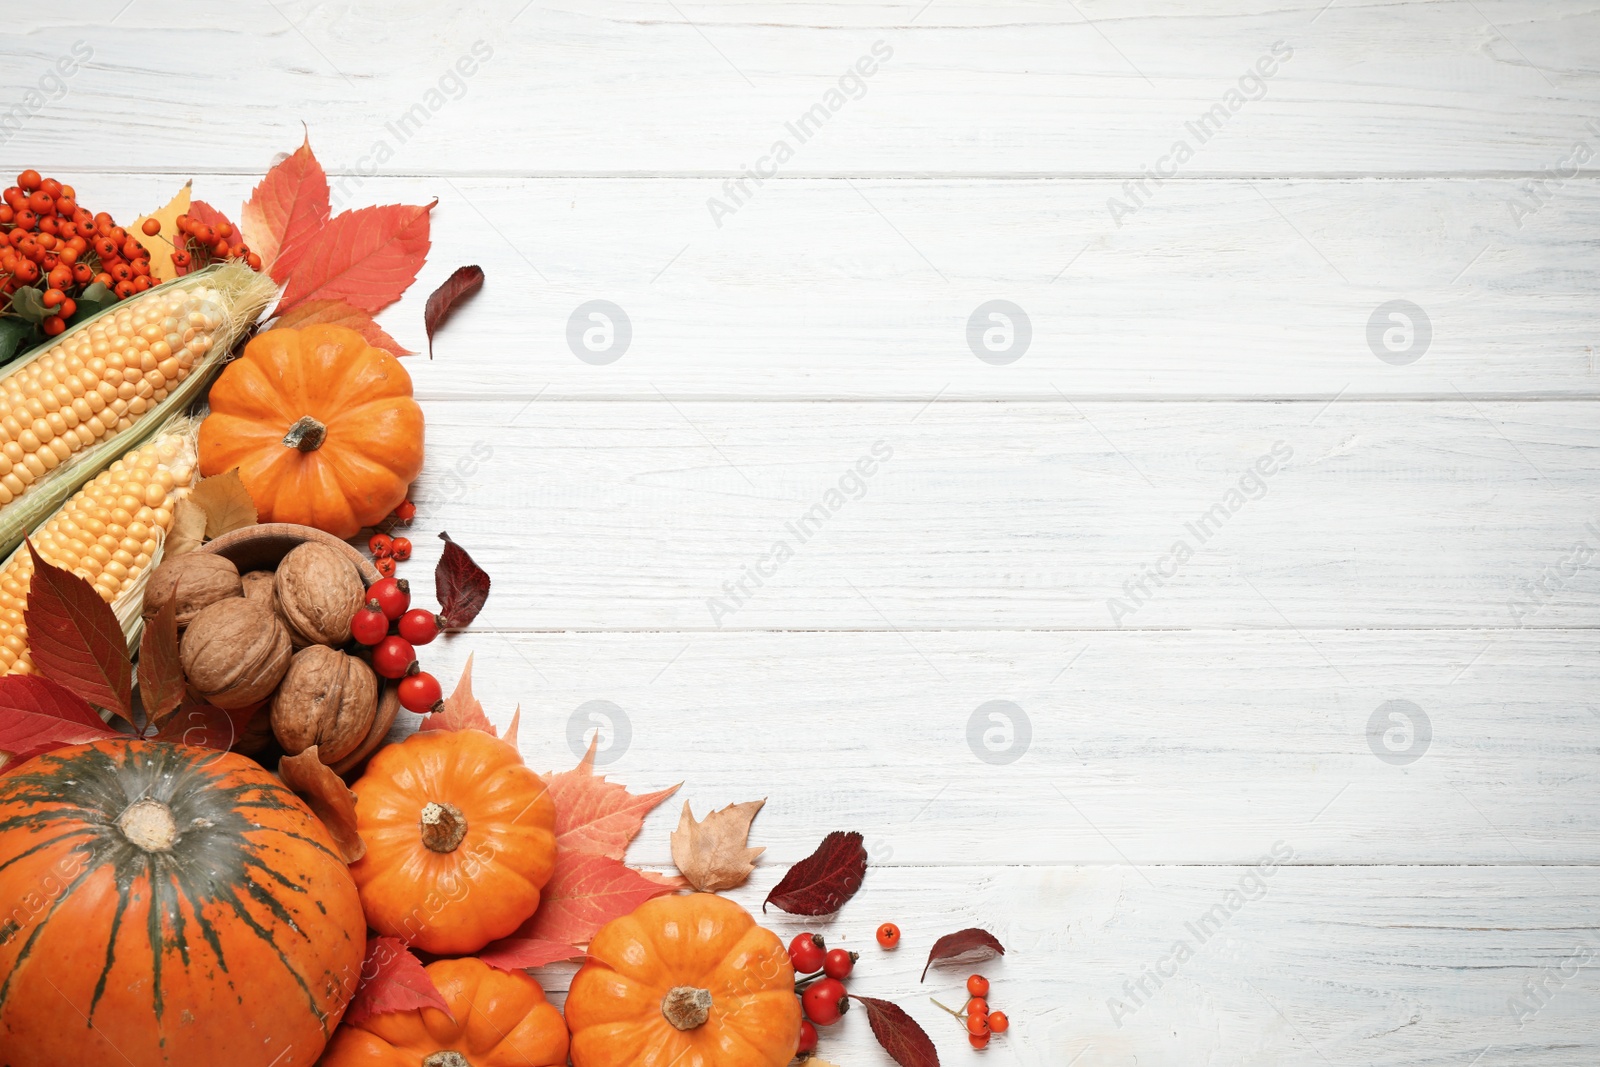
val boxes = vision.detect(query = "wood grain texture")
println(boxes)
[403,398,1600,629]
[4,1,1599,175]
[28,172,1600,399]
[527,865,1600,1065]
[400,628,1600,866]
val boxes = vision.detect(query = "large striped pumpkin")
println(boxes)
[0,739,366,1067]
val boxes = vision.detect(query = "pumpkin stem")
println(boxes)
[661,986,713,1030]
[118,799,178,852]
[282,416,327,452]
[420,801,468,853]
[422,1054,471,1067]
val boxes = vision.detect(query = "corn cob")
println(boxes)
[0,261,272,559]
[0,423,198,676]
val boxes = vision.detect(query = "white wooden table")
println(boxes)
[6,2,1599,1063]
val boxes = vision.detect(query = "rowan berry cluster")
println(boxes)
[348,500,443,715]
[0,169,153,337]
[163,212,262,277]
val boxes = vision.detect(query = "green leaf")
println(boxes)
[70,282,116,324]
[0,319,35,366]
[8,287,48,324]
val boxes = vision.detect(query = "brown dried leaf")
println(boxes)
[279,747,365,862]
[136,598,184,725]
[423,265,484,357]
[670,798,766,893]
[189,469,258,539]
[165,498,207,558]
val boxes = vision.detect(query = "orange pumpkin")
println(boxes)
[349,728,557,955]
[0,740,366,1067]
[322,956,569,1067]
[565,893,800,1067]
[198,324,424,539]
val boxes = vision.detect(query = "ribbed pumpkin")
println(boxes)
[565,894,800,1067]
[322,957,569,1066]
[350,728,557,955]
[0,739,366,1067]
[198,324,424,539]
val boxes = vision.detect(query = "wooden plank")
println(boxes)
[45,172,1600,399]
[401,398,1600,629]
[531,865,1600,1065]
[395,628,1600,866]
[4,1,1599,175]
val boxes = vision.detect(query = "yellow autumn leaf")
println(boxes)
[187,468,257,539]
[132,182,192,283]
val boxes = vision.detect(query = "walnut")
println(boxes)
[179,598,291,709]
[274,543,364,647]
[271,645,379,764]
[240,569,277,612]
[142,553,242,627]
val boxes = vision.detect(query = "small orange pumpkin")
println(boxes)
[565,893,800,1067]
[349,728,557,955]
[322,957,569,1067]
[198,324,424,539]
[0,740,366,1067]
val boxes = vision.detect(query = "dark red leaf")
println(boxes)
[147,698,255,752]
[24,542,133,722]
[273,200,435,317]
[763,830,867,916]
[279,747,365,862]
[921,927,1006,981]
[855,995,940,1067]
[424,265,484,358]
[187,200,245,253]
[137,598,184,725]
[0,675,120,771]
[435,531,490,629]
[241,132,331,280]
[477,937,584,972]
[343,936,450,1026]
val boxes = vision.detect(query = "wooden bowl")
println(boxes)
[199,522,396,778]
[200,522,381,584]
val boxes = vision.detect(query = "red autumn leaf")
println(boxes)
[515,851,681,947]
[272,299,415,358]
[136,598,184,725]
[921,928,1006,982]
[763,831,867,916]
[543,735,679,861]
[435,531,490,630]
[477,936,584,973]
[242,132,331,280]
[187,200,245,253]
[424,265,484,358]
[0,675,121,771]
[344,936,450,1026]
[279,747,365,862]
[855,996,940,1067]
[417,654,497,734]
[24,542,133,723]
[273,200,435,317]
[147,697,255,752]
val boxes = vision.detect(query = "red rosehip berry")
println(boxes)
[371,635,415,680]
[788,932,826,974]
[398,670,444,713]
[350,599,388,646]
[822,948,856,980]
[801,977,848,1026]
[368,576,411,620]
[398,608,442,646]
[797,1018,817,1054]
